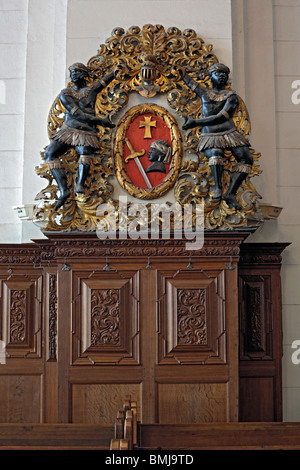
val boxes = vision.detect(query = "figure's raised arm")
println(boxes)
[183,72,207,97]
[91,69,116,94]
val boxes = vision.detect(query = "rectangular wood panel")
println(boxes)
[158,383,227,423]
[238,242,289,422]
[71,383,141,423]
[239,377,275,422]
[157,268,226,365]
[0,375,42,423]
[71,270,140,365]
[1,276,43,358]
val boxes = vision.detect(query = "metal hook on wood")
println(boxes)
[62,257,71,271]
[226,256,235,270]
[187,255,193,269]
[103,257,111,271]
[7,262,13,277]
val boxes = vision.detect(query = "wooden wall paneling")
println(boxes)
[71,383,141,424]
[0,375,42,423]
[71,268,140,365]
[239,376,275,422]
[0,266,44,423]
[157,383,228,423]
[3,234,288,432]
[2,273,43,358]
[156,268,226,365]
[238,242,289,422]
[58,262,143,424]
[155,258,239,423]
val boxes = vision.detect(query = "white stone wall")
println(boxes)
[0,0,300,420]
[273,0,300,421]
[66,0,232,67]
[0,0,28,243]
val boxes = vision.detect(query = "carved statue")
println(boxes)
[44,62,116,210]
[146,139,172,174]
[182,63,253,210]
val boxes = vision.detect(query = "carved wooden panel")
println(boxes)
[238,242,289,422]
[44,272,57,361]
[72,270,140,365]
[0,276,43,358]
[239,274,272,360]
[90,288,120,346]
[157,269,226,364]
[177,288,207,345]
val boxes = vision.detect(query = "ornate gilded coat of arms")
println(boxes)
[34,24,262,233]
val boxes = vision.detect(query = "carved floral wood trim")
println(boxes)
[9,289,27,344]
[0,233,247,265]
[239,274,273,360]
[177,288,207,346]
[90,288,121,347]
[48,273,57,361]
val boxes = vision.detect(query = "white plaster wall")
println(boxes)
[273,0,300,421]
[0,0,28,243]
[66,0,232,68]
[0,0,68,243]
[21,0,68,241]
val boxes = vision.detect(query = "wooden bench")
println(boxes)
[0,423,114,450]
[1,395,300,450]
[138,422,300,450]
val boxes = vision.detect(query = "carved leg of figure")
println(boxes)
[75,156,91,194]
[223,164,251,210]
[48,162,70,211]
[207,153,224,201]
[209,164,223,201]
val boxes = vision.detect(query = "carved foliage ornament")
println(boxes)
[34,24,261,232]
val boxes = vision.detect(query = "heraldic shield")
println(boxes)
[114,104,182,200]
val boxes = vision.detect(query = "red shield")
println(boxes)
[114,104,182,200]
[123,112,172,189]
